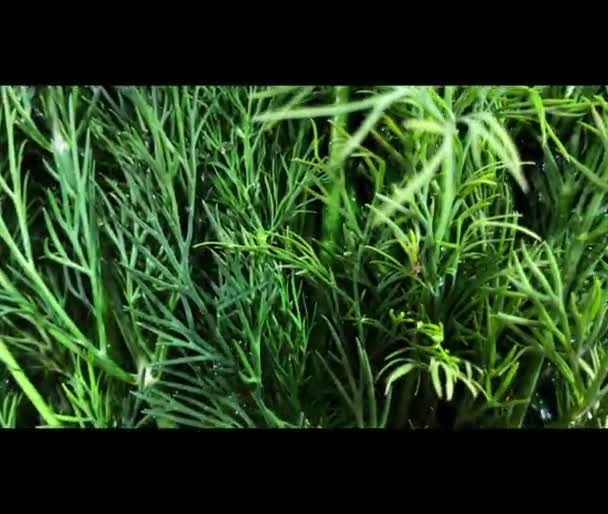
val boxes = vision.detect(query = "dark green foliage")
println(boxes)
[1,85,608,429]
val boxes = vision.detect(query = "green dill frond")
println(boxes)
[1,84,607,428]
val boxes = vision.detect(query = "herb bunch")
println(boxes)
[1,85,607,429]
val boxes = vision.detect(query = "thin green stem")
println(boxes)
[508,351,545,428]
[2,93,33,263]
[394,372,416,429]
[0,339,61,427]
[321,86,350,263]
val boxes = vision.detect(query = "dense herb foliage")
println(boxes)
[1,85,608,428]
